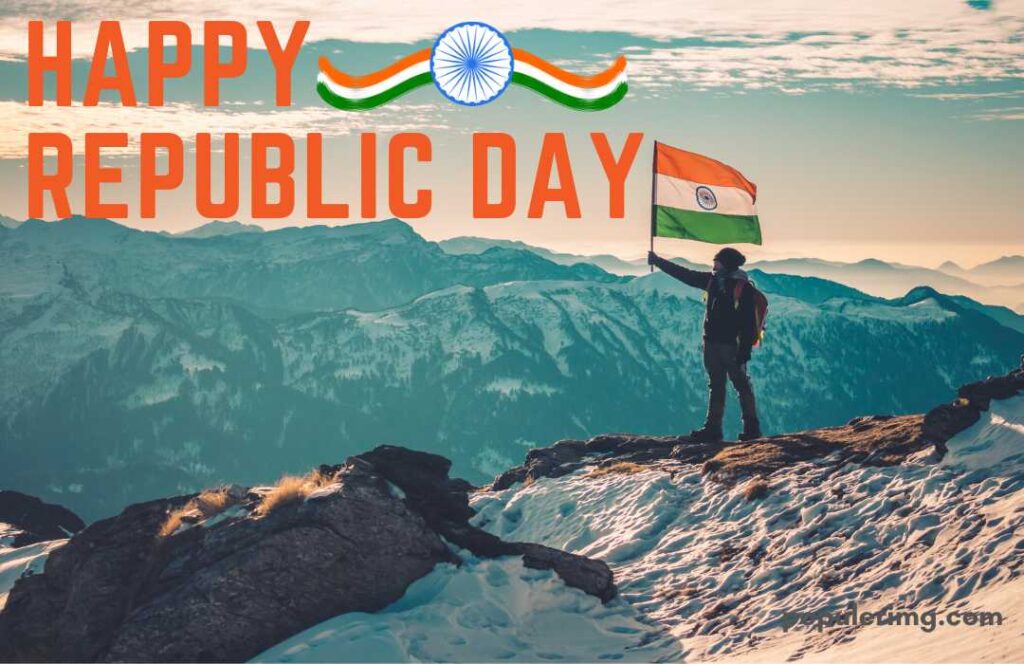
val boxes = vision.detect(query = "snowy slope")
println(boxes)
[255,555,679,663]
[467,395,1024,661]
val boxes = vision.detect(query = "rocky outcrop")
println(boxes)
[0,447,614,663]
[0,491,84,547]
[341,447,615,602]
[923,359,1024,450]
[493,363,1024,489]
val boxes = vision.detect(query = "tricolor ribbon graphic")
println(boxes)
[316,22,628,111]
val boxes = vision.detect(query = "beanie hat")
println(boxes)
[714,247,746,270]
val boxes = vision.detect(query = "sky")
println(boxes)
[0,0,1022,268]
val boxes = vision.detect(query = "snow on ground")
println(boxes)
[942,395,1024,472]
[724,573,1024,664]
[254,554,679,663]
[0,528,66,610]
[470,396,1024,661]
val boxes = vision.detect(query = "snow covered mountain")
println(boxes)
[1,219,1022,521]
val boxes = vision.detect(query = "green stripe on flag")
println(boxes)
[654,206,762,245]
[316,73,433,111]
[511,72,628,111]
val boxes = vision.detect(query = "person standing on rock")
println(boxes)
[648,247,763,442]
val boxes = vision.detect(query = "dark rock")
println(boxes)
[351,446,616,602]
[0,490,85,547]
[492,439,590,490]
[518,543,616,602]
[958,369,1024,409]
[0,445,617,663]
[921,402,981,443]
[0,471,449,663]
[922,368,1023,447]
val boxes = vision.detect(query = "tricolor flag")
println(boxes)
[652,142,762,245]
[317,47,627,112]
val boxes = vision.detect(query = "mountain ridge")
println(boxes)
[174,220,265,238]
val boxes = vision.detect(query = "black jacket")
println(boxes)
[651,254,757,352]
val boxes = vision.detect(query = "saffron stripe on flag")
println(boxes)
[655,143,757,201]
[318,51,431,90]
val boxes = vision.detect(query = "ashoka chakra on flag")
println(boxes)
[431,22,514,106]
[652,142,762,245]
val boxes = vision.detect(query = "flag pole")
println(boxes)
[649,141,657,273]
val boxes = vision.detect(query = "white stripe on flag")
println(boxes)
[655,173,757,216]
[512,61,627,100]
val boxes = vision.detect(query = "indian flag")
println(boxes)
[511,50,628,112]
[652,142,762,245]
[317,50,433,111]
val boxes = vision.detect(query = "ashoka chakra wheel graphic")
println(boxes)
[431,22,513,106]
[696,185,718,211]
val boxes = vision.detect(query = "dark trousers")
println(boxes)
[702,342,759,432]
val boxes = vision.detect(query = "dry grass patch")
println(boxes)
[589,462,647,477]
[704,415,925,481]
[254,468,335,516]
[159,487,240,537]
[743,477,769,502]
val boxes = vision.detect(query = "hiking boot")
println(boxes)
[738,428,762,442]
[688,426,724,442]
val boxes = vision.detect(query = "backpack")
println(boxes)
[735,281,769,347]
[706,277,769,347]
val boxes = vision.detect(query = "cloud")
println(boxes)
[0,100,449,159]
[968,106,1024,120]
[911,91,1024,101]
[626,27,1023,94]
[0,0,1021,93]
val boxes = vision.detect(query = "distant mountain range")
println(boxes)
[938,255,1024,286]
[749,257,1024,311]
[439,236,652,275]
[174,220,265,238]
[1,218,1022,520]
[439,236,1024,312]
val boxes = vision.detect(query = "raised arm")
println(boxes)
[648,252,712,290]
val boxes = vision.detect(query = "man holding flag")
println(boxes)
[647,141,764,442]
